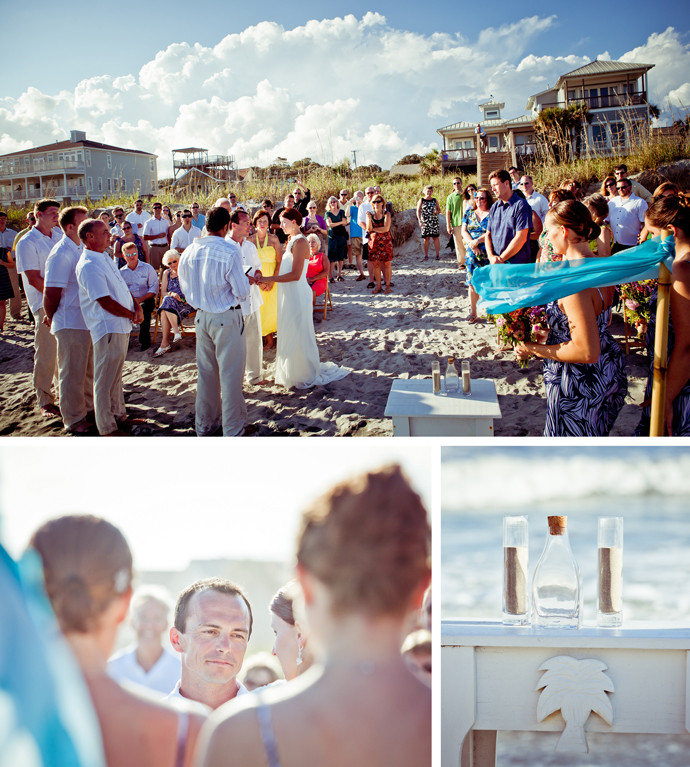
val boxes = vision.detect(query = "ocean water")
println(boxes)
[441,446,690,623]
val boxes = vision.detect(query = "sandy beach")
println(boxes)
[0,218,651,437]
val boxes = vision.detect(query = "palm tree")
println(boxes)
[536,655,614,753]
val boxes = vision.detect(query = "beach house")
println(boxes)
[0,130,158,207]
[437,59,654,183]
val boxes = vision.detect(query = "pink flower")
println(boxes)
[495,317,506,327]
[625,299,639,310]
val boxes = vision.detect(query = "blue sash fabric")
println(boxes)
[0,544,105,767]
[474,237,675,315]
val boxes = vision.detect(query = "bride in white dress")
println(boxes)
[259,207,350,389]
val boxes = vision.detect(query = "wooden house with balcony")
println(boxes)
[0,130,158,207]
[526,59,655,155]
[171,148,237,193]
[437,99,536,185]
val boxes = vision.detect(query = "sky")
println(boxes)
[2,2,690,176]
[0,442,433,571]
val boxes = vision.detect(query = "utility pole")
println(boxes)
[351,150,358,169]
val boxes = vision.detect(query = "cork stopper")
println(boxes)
[548,515,567,535]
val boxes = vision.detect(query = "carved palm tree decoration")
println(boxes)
[536,655,615,753]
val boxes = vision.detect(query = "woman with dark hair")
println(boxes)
[462,183,477,215]
[537,188,576,262]
[249,209,282,348]
[461,187,493,322]
[258,207,349,388]
[29,514,204,767]
[560,178,583,200]
[269,581,313,681]
[583,193,613,257]
[635,194,690,435]
[115,221,149,268]
[366,195,393,294]
[515,200,628,436]
[416,185,441,261]
[198,465,431,767]
[600,175,618,199]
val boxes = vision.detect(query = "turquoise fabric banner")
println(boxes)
[474,237,675,315]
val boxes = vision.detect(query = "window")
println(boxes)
[47,153,53,163]
[599,87,609,108]
[97,178,103,192]
[87,177,93,191]
[121,178,126,191]
[106,153,112,169]
[106,178,112,192]
[113,179,119,192]
[135,178,141,191]
[464,140,473,149]
[488,135,499,151]
[611,122,625,148]
[149,158,155,172]
[591,124,607,149]
[77,151,83,162]
[150,180,155,192]
[485,110,499,119]
[86,150,91,167]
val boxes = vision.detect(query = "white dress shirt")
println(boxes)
[125,210,151,236]
[165,679,249,714]
[142,216,170,246]
[229,236,263,317]
[15,225,63,314]
[108,646,181,697]
[608,194,648,247]
[120,260,159,299]
[171,225,202,251]
[76,248,135,343]
[178,235,250,313]
[44,235,87,333]
[525,191,549,222]
[358,201,374,244]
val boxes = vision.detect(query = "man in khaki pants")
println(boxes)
[43,206,94,435]
[445,178,465,271]
[76,219,143,436]
[15,199,62,417]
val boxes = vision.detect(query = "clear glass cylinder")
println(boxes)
[445,357,459,393]
[597,517,623,627]
[503,515,529,625]
[431,360,441,395]
[461,360,471,397]
[532,515,582,629]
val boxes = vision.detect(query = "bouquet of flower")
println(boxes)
[487,306,549,369]
[618,279,656,338]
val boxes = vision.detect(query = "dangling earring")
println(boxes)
[296,642,303,667]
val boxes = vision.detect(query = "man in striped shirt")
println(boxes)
[178,206,251,437]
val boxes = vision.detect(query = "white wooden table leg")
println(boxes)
[462,730,497,767]
[443,646,476,767]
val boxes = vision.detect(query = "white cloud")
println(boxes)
[1,15,688,176]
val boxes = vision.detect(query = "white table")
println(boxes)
[384,378,501,436]
[442,619,690,767]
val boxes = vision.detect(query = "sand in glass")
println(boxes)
[598,516,623,627]
[503,515,529,625]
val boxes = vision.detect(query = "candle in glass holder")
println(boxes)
[598,517,623,627]
[503,515,529,625]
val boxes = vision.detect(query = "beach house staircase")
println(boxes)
[477,150,510,188]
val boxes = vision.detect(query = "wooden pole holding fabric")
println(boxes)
[649,261,673,436]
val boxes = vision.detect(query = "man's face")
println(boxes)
[365,188,375,201]
[153,204,162,219]
[173,590,250,688]
[293,189,302,201]
[133,599,168,642]
[617,180,632,198]
[229,195,237,207]
[67,211,88,238]
[232,212,250,239]
[89,221,111,252]
[491,178,511,202]
[452,179,462,194]
[285,196,295,209]
[123,248,139,267]
[182,212,193,229]
[135,201,143,213]
[113,209,124,222]
[615,169,628,181]
[520,177,533,194]
[192,204,200,216]
[509,169,520,182]
[37,205,59,230]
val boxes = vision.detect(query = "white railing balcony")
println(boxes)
[0,160,85,178]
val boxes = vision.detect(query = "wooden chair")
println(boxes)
[313,281,333,320]
[621,305,646,355]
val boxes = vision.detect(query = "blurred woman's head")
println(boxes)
[645,193,690,239]
[296,465,430,619]
[546,199,601,246]
[269,580,311,680]
[583,193,609,226]
[652,182,680,201]
[30,515,133,636]
[548,188,575,208]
